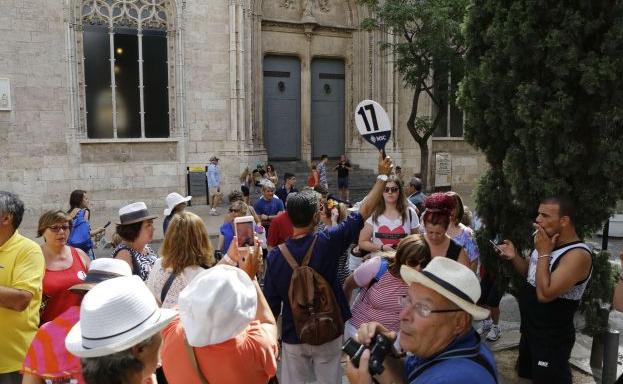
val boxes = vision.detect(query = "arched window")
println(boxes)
[76,0,175,139]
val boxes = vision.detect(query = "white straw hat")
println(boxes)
[179,265,257,347]
[163,192,192,216]
[400,257,490,320]
[65,275,176,358]
[69,258,132,292]
[117,202,158,225]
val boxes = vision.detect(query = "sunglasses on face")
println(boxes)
[229,208,240,213]
[48,224,71,233]
[384,186,399,193]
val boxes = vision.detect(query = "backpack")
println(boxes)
[67,209,93,253]
[278,236,344,345]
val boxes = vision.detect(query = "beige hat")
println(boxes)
[400,257,490,320]
[179,265,257,347]
[65,276,176,358]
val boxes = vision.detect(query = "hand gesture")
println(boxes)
[495,240,518,261]
[377,152,393,176]
[533,223,558,256]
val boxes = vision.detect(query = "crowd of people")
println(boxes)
[0,151,608,384]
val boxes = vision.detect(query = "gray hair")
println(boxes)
[80,335,156,384]
[261,181,275,191]
[0,191,25,229]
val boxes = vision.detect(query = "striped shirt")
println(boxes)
[350,257,408,332]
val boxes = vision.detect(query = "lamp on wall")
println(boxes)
[278,81,285,92]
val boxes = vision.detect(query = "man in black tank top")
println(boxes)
[496,196,592,384]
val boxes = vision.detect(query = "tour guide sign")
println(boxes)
[354,99,392,155]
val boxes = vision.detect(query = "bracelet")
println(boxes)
[537,254,550,260]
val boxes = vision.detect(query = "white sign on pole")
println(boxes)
[434,152,452,187]
[354,99,392,153]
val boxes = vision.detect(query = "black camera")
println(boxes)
[342,333,394,376]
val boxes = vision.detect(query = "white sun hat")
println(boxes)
[65,275,176,358]
[69,258,132,292]
[163,192,192,216]
[178,265,257,347]
[400,257,490,320]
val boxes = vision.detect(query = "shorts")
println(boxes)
[338,176,349,189]
[517,331,574,384]
[209,187,220,196]
[241,185,250,196]
[478,275,504,308]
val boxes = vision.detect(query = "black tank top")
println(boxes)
[446,239,462,261]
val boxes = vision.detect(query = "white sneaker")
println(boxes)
[486,324,501,341]
[210,208,218,216]
[477,319,492,336]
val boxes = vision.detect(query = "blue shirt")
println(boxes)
[220,222,234,253]
[207,163,220,187]
[263,212,363,344]
[405,329,497,383]
[275,186,298,202]
[253,197,285,217]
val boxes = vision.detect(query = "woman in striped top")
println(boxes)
[343,234,431,339]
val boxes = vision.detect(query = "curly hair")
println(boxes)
[422,192,456,229]
[160,211,215,274]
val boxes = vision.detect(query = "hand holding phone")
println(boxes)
[234,216,256,262]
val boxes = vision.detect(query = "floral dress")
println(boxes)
[112,243,157,281]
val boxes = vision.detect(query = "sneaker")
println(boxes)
[486,324,501,341]
[210,208,218,216]
[477,319,492,336]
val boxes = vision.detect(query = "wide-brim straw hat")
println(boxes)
[69,258,132,292]
[116,202,158,225]
[163,192,192,216]
[400,257,490,320]
[65,275,176,358]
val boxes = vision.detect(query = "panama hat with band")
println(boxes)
[116,202,158,225]
[69,258,132,292]
[65,275,176,358]
[400,257,490,320]
[163,192,192,216]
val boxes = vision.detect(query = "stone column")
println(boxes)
[300,26,314,162]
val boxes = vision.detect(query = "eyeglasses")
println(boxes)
[48,224,71,233]
[384,187,399,193]
[398,295,462,318]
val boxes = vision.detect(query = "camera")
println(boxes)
[342,333,394,376]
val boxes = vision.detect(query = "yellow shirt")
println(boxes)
[0,230,44,373]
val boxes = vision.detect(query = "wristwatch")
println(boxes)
[377,174,388,182]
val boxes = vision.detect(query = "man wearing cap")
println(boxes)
[161,243,278,383]
[207,156,221,215]
[346,257,498,384]
[497,196,592,384]
[65,275,176,384]
[22,258,132,383]
[0,192,44,384]
[263,153,393,383]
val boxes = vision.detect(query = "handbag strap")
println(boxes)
[184,336,209,384]
[160,271,177,303]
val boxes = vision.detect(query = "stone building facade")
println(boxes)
[0,0,486,215]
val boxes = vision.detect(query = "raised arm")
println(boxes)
[358,153,393,220]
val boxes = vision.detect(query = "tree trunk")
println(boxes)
[419,139,429,191]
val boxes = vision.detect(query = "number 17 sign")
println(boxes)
[354,99,392,153]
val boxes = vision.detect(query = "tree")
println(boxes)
[358,0,469,189]
[459,0,623,312]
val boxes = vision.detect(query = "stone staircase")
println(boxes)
[268,160,377,204]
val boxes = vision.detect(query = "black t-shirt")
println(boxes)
[336,161,351,178]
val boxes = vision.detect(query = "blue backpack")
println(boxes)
[67,209,93,253]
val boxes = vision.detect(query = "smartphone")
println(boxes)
[234,216,255,250]
[489,239,502,253]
